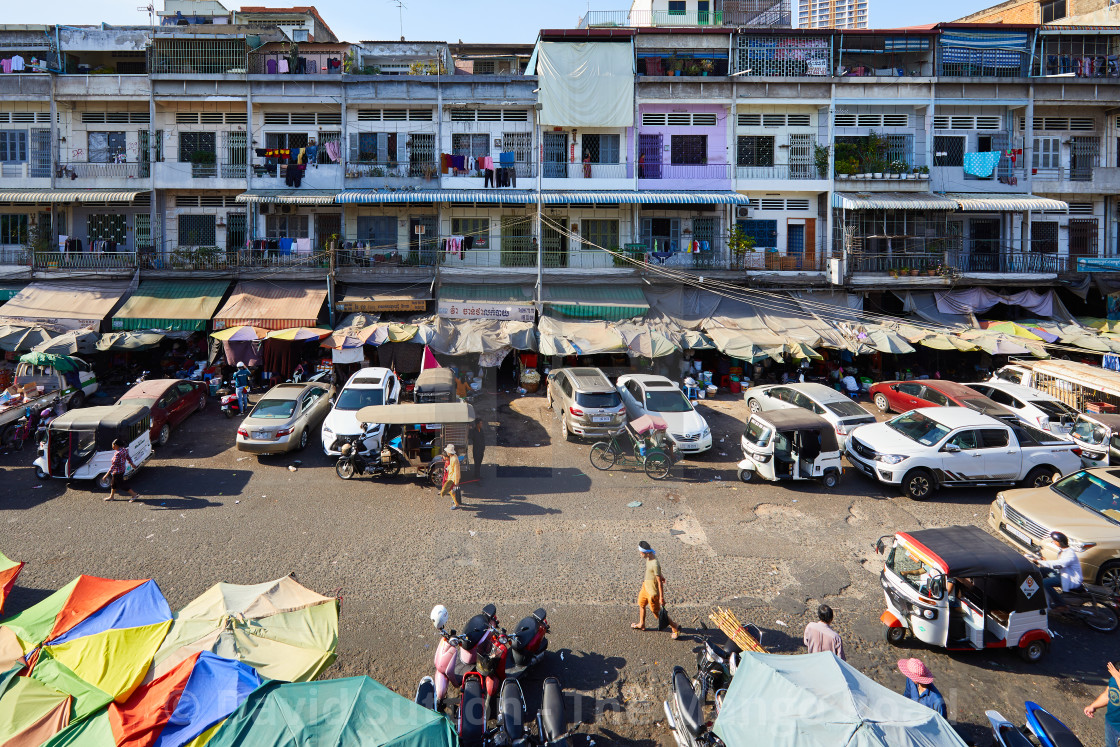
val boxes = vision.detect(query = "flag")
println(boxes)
[421,346,440,371]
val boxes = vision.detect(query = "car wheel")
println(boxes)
[822,469,840,489]
[34,464,48,480]
[874,393,889,412]
[885,626,907,645]
[737,468,755,483]
[69,393,85,409]
[157,423,171,447]
[1022,466,1055,489]
[1019,639,1047,663]
[1099,561,1120,595]
[197,396,206,412]
[97,472,111,490]
[561,416,573,442]
[747,398,762,413]
[901,469,934,501]
[297,429,309,451]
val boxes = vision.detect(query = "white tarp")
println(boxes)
[538,316,626,356]
[536,41,634,128]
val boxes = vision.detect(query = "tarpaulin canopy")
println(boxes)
[1,281,133,331]
[535,41,634,128]
[713,652,969,747]
[612,321,680,358]
[213,283,327,332]
[538,316,626,356]
[0,323,56,353]
[0,671,72,747]
[423,317,537,357]
[0,553,22,616]
[95,331,166,352]
[112,280,230,332]
[206,677,457,747]
[150,576,338,684]
[210,326,267,342]
[31,328,99,355]
[17,352,78,372]
[109,651,261,747]
[541,284,649,322]
[702,327,785,362]
[894,292,972,328]
[936,289,1060,318]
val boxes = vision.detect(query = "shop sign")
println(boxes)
[438,300,534,323]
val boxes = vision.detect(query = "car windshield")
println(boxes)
[886,411,951,446]
[1071,415,1108,445]
[645,390,693,413]
[1051,471,1120,523]
[825,400,870,417]
[961,398,998,412]
[335,387,384,411]
[1032,400,1077,419]
[744,418,773,447]
[576,391,621,409]
[886,543,945,599]
[250,399,296,419]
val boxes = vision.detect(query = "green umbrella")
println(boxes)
[867,328,915,355]
[18,351,77,372]
[95,331,165,352]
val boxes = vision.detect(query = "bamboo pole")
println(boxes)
[709,607,766,653]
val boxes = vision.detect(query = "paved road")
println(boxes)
[1,388,1111,746]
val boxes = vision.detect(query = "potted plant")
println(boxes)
[667,55,682,76]
[685,61,701,76]
[917,165,929,180]
[910,267,920,276]
[888,268,899,278]
[814,143,830,179]
[727,224,756,270]
[699,59,714,76]
[890,161,908,179]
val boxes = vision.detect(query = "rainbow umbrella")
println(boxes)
[210,326,267,342]
[0,670,72,747]
[0,553,23,616]
[978,321,1045,341]
[264,327,331,341]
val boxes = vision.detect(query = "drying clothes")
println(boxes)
[266,59,278,74]
[295,238,312,254]
[278,59,289,74]
[450,155,466,171]
[0,60,10,74]
[962,151,1001,178]
[325,140,342,162]
[463,236,475,251]
[483,169,495,188]
[264,149,290,159]
[10,56,24,72]
[445,235,464,258]
[284,163,303,187]
[499,151,515,166]
[478,156,494,170]
[440,153,451,174]
[305,145,317,163]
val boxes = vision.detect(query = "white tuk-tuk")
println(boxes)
[737,409,843,488]
[33,404,152,487]
[1070,412,1120,468]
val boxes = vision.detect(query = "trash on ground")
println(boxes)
[627,500,643,508]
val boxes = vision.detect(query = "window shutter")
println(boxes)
[349,133,359,164]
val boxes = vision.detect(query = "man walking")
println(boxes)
[104,439,140,503]
[803,604,845,660]
[469,418,486,478]
[631,541,680,639]
[898,658,946,717]
[440,444,463,509]
[232,361,251,415]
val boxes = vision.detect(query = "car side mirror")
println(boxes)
[889,384,899,391]
[943,443,961,453]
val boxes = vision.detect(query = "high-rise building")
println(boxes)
[798,0,867,28]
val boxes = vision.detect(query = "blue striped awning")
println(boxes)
[336,190,537,204]
[939,31,1030,51]
[335,190,752,205]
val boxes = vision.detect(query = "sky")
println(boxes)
[11,0,988,41]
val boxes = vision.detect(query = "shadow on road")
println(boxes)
[553,649,627,692]
[127,466,252,502]
[460,492,563,522]
[3,584,58,617]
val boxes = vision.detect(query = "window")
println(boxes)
[0,215,28,245]
[1032,137,1060,170]
[582,134,620,164]
[264,132,309,152]
[450,217,490,247]
[667,0,687,13]
[178,132,215,162]
[88,132,126,163]
[87,214,127,243]
[933,136,964,167]
[1042,0,1066,22]
[0,131,27,162]
[177,215,216,247]
[920,387,951,407]
[1031,222,1059,253]
[737,136,774,167]
[452,134,490,162]
[898,382,922,396]
[948,430,980,450]
[583,219,620,250]
[671,135,707,165]
[265,214,310,239]
[979,429,1010,448]
[408,132,436,177]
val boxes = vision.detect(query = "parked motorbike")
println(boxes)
[475,607,550,696]
[458,671,488,747]
[219,380,249,419]
[430,604,499,704]
[494,678,531,747]
[664,665,724,747]
[536,677,577,747]
[986,709,1035,747]
[1025,701,1084,747]
[335,429,407,480]
[690,622,760,703]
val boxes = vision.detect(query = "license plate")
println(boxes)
[591,415,611,423]
[253,431,269,440]
[1002,522,1033,546]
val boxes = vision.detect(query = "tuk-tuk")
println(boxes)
[33,404,152,487]
[1070,412,1120,467]
[413,368,456,404]
[737,409,843,488]
[355,402,475,486]
[876,525,1051,662]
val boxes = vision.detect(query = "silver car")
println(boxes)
[546,367,626,441]
[237,381,331,454]
[743,382,877,446]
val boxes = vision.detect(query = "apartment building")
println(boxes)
[798,0,868,29]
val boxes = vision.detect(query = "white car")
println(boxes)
[616,374,712,454]
[321,367,400,456]
[742,382,877,446]
[845,406,1081,500]
[965,381,1078,435]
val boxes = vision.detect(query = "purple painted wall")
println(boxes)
[636,103,731,190]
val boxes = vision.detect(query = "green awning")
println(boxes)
[439,283,532,303]
[542,284,649,322]
[112,280,230,332]
[0,283,25,302]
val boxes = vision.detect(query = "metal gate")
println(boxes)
[502,132,532,177]
[315,214,341,252]
[542,215,568,267]
[543,133,567,178]
[223,131,247,179]
[408,133,436,177]
[639,134,663,179]
[410,216,438,266]
[788,134,812,179]
[226,212,247,252]
[500,215,533,267]
[1070,137,1099,182]
[1069,218,1098,258]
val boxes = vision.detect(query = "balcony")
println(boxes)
[637,163,733,190]
[539,162,633,191]
[846,245,1073,284]
[57,161,150,188]
[152,161,247,190]
[579,5,791,28]
[0,162,51,189]
[251,163,342,190]
[344,162,436,189]
[1033,165,1120,194]
[439,163,537,190]
[736,164,829,189]
[930,165,1027,194]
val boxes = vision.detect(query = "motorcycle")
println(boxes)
[495,678,531,747]
[664,665,724,747]
[489,676,578,747]
[1026,553,1120,633]
[986,709,1035,747]
[335,430,407,480]
[536,677,577,747]
[429,604,499,705]
[219,381,248,419]
[475,607,550,697]
[1025,701,1084,747]
[690,623,761,703]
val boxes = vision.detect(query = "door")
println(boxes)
[789,134,812,179]
[643,217,680,253]
[941,429,988,482]
[1069,219,1098,259]
[979,427,1020,480]
[786,224,805,267]
[639,134,662,179]
[356,216,397,252]
[543,133,568,178]
[1070,136,1099,182]
[969,218,1000,271]
[410,216,438,266]
[542,215,568,268]
[893,381,928,411]
[315,214,341,252]
[226,212,247,253]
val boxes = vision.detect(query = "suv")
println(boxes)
[321,367,400,455]
[990,467,1120,593]
[546,367,625,441]
[966,381,1078,434]
[870,379,1018,423]
[742,382,877,447]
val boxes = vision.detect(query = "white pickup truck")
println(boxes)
[845,407,1082,500]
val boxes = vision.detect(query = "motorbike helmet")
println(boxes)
[340,443,353,456]
[1049,531,1069,548]
[40,409,52,419]
[430,604,449,631]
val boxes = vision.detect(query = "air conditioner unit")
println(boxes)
[281,204,292,214]
[259,203,270,214]
[735,206,750,219]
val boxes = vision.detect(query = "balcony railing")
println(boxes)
[579,6,791,28]
[32,251,139,270]
[249,51,344,75]
[0,248,30,265]
[1031,165,1097,183]
[0,163,51,180]
[541,162,631,180]
[637,163,733,180]
[57,162,144,180]
[736,164,822,180]
[847,248,1075,275]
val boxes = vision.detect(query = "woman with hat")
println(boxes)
[440,444,463,509]
[631,541,680,639]
[898,658,946,717]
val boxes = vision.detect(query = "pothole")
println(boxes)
[670,514,709,548]
[755,503,804,519]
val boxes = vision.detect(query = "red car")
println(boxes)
[869,379,1018,422]
[118,379,207,447]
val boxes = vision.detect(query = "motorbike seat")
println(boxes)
[1033,707,1082,747]
[997,724,1034,747]
[706,641,734,661]
[672,666,704,737]
[513,615,539,650]
[499,680,525,740]
[540,677,567,740]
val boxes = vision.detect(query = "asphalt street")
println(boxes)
[1,387,1111,746]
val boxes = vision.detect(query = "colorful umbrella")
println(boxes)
[95,332,166,352]
[867,328,916,355]
[150,576,338,684]
[0,671,72,747]
[917,333,979,352]
[206,678,456,747]
[0,553,23,616]
[978,321,1045,341]
[964,333,1032,356]
[210,326,267,342]
[263,327,331,341]
[321,331,364,350]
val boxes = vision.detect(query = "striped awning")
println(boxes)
[236,190,338,205]
[0,190,148,203]
[336,190,537,205]
[541,284,649,321]
[944,194,1068,212]
[542,191,751,205]
[832,192,958,210]
[335,190,753,205]
[939,31,1031,50]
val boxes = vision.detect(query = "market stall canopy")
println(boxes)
[264,326,331,341]
[18,351,78,372]
[336,283,431,313]
[206,677,456,747]
[538,316,626,356]
[959,331,1036,356]
[917,333,979,352]
[713,651,969,747]
[0,281,133,331]
[613,321,680,358]
[423,317,536,356]
[702,327,785,362]
[31,328,99,355]
[832,192,959,210]
[95,331,165,352]
[787,341,823,360]
[210,325,267,342]
[0,552,22,616]
[866,328,916,355]
[112,280,230,332]
[212,282,327,332]
[541,284,649,322]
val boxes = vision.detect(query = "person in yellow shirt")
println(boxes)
[440,444,463,509]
